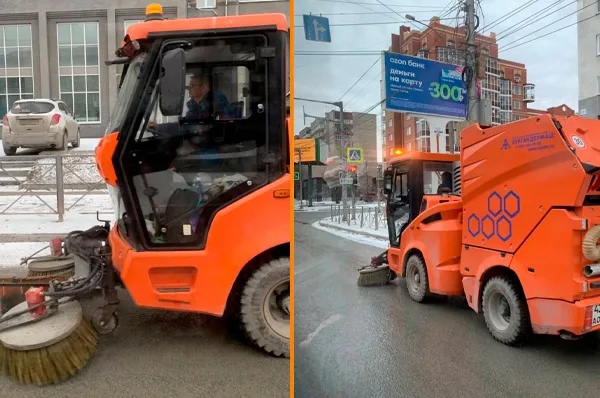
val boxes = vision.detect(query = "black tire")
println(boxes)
[72,129,80,148]
[405,254,429,303]
[481,276,531,346]
[2,146,16,156]
[240,257,290,358]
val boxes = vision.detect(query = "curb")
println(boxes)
[0,233,68,243]
[317,220,388,241]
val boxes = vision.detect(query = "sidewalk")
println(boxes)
[294,199,382,212]
[0,193,114,269]
[311,206,390,249]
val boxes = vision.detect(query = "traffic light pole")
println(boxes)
[295,97,349,221]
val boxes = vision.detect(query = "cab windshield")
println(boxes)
[105,52,148,135]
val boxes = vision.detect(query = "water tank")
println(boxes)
[523,83,535,103]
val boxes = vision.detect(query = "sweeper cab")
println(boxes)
[360,114,600,345]
[0,5,290,386]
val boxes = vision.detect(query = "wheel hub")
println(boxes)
[263,280,290,339]
[489,291,512,331]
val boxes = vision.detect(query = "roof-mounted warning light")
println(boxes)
[145,3,164,21]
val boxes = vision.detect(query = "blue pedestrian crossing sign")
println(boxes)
[303,15,331,43]
[347,147,363,164]
[294,172,300,181]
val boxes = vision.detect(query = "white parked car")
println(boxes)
[1,99,81,156]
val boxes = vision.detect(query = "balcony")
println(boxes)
[523,83,535,103]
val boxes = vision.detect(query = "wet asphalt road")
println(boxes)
[294,210,600,398]
[0,286,289,398]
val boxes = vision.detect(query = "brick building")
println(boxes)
[382,17,536,163]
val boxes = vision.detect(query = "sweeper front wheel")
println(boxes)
[240,257,290,358]
[0,299,98,386]
[91,308,119,335]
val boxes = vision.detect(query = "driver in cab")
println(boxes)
[148,73,230,159]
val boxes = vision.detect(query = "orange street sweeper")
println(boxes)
[359,114,600,346]
[0,5,290,386]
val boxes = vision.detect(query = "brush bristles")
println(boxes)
[26,268,74,279]
[357,268,392,286]
[0,317,98,386]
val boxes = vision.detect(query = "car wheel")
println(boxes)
[72,129,80,148]
[3,146,16,156]
[60,133,68,150]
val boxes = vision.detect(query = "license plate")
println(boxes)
[593,305,600,327]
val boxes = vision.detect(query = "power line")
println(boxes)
[500,10,593,53]
[499,0,593,50]
[293,10,445,16]
[495,0,571,40]
[315,0,446,7]
[294,19,454,28]
[337,57,381,101]
[480,0,541,34]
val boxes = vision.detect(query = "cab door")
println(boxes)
[384,165,411,248]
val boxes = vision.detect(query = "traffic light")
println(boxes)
[347,164,357,173]
[393,148,403,156]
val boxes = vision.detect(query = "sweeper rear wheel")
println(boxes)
[0,299,98,385]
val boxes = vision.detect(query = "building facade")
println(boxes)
[577,0,600,118]
[0,0,289,137]
[296,110,378,201]
[382,18,536,163]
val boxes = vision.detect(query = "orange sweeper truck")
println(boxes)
[358,114,600,346]
[0,5,290,386]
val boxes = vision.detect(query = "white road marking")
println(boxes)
[299,314,343,348]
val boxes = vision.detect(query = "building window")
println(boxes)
[597,76,600,94]
[513,101,521,110]
[598,0,600,13]
[389,147,394,156]
[513,85,521,95]
[406,126,411,135]
[416,119,431,152]
[388,133,393,141]
[57,22,100,123]
[0,24,34,120]
[406,114,410,120]
[597,34,600,56]
[387,119,392,127]
[407,142,412,151]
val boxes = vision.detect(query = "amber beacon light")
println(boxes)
[145,3,164,20]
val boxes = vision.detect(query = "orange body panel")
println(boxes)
[391,115,600,336]
[388,151,459,165]
[388,200,464,296]
[95,132,118,187]
[109,174,290,316]
[460,114,590,253]
[123,13,288,48]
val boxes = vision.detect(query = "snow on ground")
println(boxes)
[0,138,101,158]
[0,242,52,269]
[294,199,382,212]
[318,216,388,239]
[312,219,389,249]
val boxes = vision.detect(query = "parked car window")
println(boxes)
[11,101,54,114]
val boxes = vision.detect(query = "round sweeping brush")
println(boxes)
[0,298,98,386]
[26,255,75,279]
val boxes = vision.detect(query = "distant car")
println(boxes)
[1,99,81,156]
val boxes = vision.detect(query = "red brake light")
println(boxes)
[584,306,593,331]
[50,114,61,126]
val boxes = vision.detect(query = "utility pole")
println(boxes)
[465,0,479,123]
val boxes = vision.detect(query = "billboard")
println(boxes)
[382,51,467,119]
[294,138,328,164]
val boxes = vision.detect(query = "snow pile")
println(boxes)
[22,151,104,189]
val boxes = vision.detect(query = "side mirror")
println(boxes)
[159,48,186,116]
[383,169,393,196]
